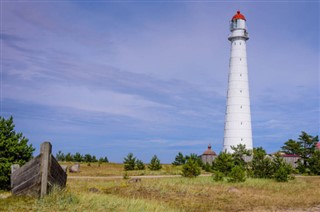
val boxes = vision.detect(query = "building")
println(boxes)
[223,11,253,152]
[271,152,301,168]
[201,144,217,164]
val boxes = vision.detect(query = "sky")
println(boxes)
[1,1,319,163]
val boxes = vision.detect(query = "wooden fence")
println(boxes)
[11,142,67,198]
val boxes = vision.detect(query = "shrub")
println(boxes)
[148,155,162,171]
[227,166,246,183]
[181,158,201,177]
[123,172,130,179]
[308,150,320,175]
[212,151,234,176]
[274,166,289,182]
[123,153,136,171]
[212,171,224,182]
[203,163,213,172]
[251,147,274,178]
[172,152,186,166]
[231,144,252,169]
[136,159,145,170]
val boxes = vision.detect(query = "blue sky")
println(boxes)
[1,1,319,163]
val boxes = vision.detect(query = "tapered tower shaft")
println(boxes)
[223,11,253,152]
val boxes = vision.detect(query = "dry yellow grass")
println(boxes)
[1,163,319,211]
[61,162,184,176]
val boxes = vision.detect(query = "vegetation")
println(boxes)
[212,151,234,176]
[185,153,203,167]
[281,131,319,174]
[251,147,273,178]
[172,152,186,165]
[2,175,320,211]
[148,155,162,171]
[55,151,108,163]
[123,153,136,171]
[0,116,35,190]
[227,165,246,182]
[181,158,201,177]
[136,159,145,170]
[212,171,224,182]
[231,144,252,169]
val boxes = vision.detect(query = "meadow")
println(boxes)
[1,163,320,211]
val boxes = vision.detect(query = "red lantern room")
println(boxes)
[229,10,247,33]
[232,11,246,21]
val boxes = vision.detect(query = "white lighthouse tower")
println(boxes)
[223,11,253,152]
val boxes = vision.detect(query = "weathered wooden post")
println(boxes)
[40,142,52,198]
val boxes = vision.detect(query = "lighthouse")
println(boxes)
[223,11,253,152]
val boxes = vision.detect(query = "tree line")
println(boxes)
[55,151,109,163]
[123,153,162,171]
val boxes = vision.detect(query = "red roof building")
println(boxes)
[201,144,217,165]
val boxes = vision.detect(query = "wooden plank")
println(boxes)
[40,142,52,198]
[49,156,67,186]
[11,162,40,188]
[12,173,40,196]
[11,155,41,181]
[14,181,41,197]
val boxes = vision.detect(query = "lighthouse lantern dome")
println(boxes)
[230,11,247,31]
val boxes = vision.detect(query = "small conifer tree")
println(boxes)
[227,165,246,182]
[123,153,136,171]
[182,158,201,177]
[148,155,162,170]
[136,159,145,170]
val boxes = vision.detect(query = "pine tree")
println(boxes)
[227,165,246,182]
[123,153,136,171]
[136,159,145,170]
[148,155,162,170]
[212,151,234,176]
[0,116,35,190]
[172,152,186,166]
[56,151,65,161]
[73,152,83,162]
[181,158,201,177]
[251,147,274,178]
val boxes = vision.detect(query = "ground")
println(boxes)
[1,163,319,211]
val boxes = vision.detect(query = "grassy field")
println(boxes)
[61,162,185,177]
[1,163,320,211]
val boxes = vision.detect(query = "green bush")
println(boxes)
[251,147,274,178]
[274,166,289,182]
[123,153,136,171]
[227,166,246,183]
[148,155,162,171]
[172,152,186,166]
[181,158,201,177]
[203,163,213,172]
[0,116,34,190]
[123,172,130,179]
[212,151,234,176]
[136,159,145,170]
[212,171,224,182]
